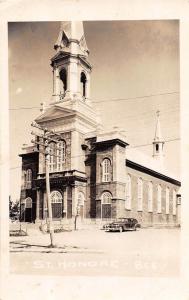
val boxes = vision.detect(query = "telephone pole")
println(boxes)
[31,121,62,248]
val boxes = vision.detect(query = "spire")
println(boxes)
[54,21,89,57]
[152,110,165,168]
[154,110,163,142]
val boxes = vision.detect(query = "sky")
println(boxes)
[9,20,180,200]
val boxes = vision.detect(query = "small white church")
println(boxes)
[19,21,181,227]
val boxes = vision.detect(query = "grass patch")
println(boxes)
[9,230,28,237]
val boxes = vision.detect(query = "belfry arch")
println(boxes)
[59,68,67,94]
[80,72,87,98]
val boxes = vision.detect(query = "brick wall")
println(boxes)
[123,166,180,226]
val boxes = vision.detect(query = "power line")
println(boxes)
[93,91,179,104]
[9,136,180,171]
[9,90,179,110]
[129,138,180,149]
[9,106,40,111]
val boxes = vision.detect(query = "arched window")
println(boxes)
[80,72,87,98]
[137,178,143,211]
[157,184,162,213]
[26,169,32,189]
[49,142,56,172]
[148,181,153,212]
[50,190,63,203]
[125,174,131,210]
[101,191,112,204]
[172,189,177,215]
[57,140,66,171]
[59,68,67,94]
[25,197,32,208]
[101,191,112,219]
[102,158,111,182]
[165,187,170,214]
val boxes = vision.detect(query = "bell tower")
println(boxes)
[153,110,165,169]
[51,21,92,106]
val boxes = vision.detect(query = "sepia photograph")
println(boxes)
[8,20,181,278]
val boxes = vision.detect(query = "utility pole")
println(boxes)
[31,121,62,248]
[44,137,55,247]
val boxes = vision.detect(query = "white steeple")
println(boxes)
[153,110,165,168]
[51,21,92,105]
[54,21,89,57]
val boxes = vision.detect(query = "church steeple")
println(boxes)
[54,21,89,56]
[51,21,92,105]
[153,110,165,168]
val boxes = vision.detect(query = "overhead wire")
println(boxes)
[9,136,180,171]
[9,90,179,111]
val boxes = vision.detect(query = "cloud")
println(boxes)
[15,87,23,95]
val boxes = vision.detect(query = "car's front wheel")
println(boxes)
[119,226,123,233]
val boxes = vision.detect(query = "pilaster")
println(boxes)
[63,188,68,219]
[35,189,40,222]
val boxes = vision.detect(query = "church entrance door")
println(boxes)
[50,191,63,219]
[102,204,111,219]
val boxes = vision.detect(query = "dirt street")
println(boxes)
[10,226,180,277]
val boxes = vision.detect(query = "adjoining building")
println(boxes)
[19,21,181,227]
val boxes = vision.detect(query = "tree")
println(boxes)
[9,196,20,219]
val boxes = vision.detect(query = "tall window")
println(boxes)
[157,184,162,213]
[80,72,87,98]
[125,174,131,210]
[49,142,56,172]
[49,140,66,172]
[59,68,67,94]
[26,169,32,189]
[148,181,153,212]
[137,178,143,211]
[101,191,112,219]
[102,158,111,182]
[57,140,66,171]
[172,189,177,215]
[165,187,170,214]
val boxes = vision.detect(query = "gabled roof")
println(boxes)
[126,147,180,183]
[35,105,75,123]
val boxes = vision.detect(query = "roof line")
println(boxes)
[126,159,180,186]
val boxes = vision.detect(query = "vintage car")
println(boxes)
[103,218,141,232]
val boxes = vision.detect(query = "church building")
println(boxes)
[19,22,181,227]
